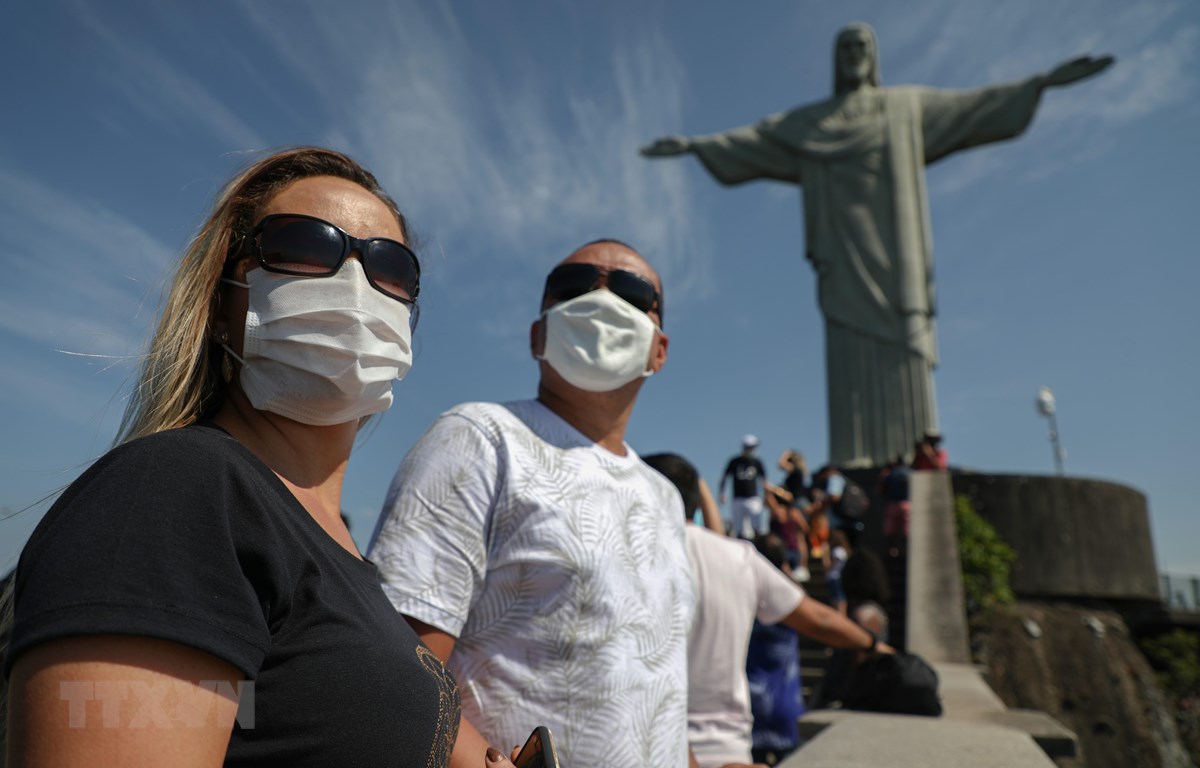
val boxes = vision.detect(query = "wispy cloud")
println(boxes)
[0,167,172,360]
[1039,23,1199,126]
[927,151,1008,197]
[238,0,712,340]
[902,1,1197,197]
[72,3,267,150]
[0,357,129,436]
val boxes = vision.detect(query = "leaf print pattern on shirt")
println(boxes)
[369,400,696,768]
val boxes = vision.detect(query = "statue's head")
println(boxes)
[834,22,881,95]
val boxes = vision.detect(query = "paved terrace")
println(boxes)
[781,472,1077,768]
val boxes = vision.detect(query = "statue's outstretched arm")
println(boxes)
[1040,54,1115,89]
[640,135,692,158]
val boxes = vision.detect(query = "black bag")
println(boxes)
[836,479,870,520]
[841,652,943,716]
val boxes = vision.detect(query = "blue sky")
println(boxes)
[2,0,1197,576]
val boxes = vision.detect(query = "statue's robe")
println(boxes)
[688,79,1043,466]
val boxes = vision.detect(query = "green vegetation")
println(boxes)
[1141,629,1200,764]
[1141,629,1200,700]
[955,494,1016,616]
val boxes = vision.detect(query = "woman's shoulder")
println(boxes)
[9,424,287,682]
[20,423,295,597]
[102,423,247,468]
[85,424,277,494]
[45,424,275,532]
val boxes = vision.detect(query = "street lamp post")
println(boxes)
[1036,386,1065,476]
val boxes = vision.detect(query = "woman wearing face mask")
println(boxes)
[3,148,515,768]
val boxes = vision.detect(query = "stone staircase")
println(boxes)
[799,469,912,707]
[798,531,911,707]
[797,555,831,705]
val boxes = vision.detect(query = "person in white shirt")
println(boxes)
[369,240,695,768]
[643,453,894,768]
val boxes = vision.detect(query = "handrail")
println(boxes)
[1160,573,1200,612]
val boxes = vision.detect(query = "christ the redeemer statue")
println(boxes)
[642,22,1112,468]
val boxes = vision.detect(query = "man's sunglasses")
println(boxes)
[229,214,420,305]
[542,263,662,320]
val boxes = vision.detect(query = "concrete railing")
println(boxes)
[782,472,1076,768]
[906,472,970,664]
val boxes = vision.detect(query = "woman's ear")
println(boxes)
[213,268,249,359]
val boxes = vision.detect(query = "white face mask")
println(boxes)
[222,260,413,425]
[537,288,659,393]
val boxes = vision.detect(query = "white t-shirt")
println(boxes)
[684,526,805,768]
[829,545,849,579]
[369,400,696,768]
[825,473,847,499]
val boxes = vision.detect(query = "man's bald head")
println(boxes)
[541,239,664,325]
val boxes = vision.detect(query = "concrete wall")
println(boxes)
[951,473,1160,602]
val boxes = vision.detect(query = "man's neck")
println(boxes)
[536,381,638,456]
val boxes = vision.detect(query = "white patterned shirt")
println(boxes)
[369,400,696,768]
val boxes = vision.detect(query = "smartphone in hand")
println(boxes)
[513,726,560,768]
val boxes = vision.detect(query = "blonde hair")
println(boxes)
[114,147,409,445]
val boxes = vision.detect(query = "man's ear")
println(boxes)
[648,329,669,373]
[530,318,545,359]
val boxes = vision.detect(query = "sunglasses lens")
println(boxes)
[365,241,420,302]
[545,263,601,304]
[544,263,660,316]
[257,217,343,274]
[607,271,659,314]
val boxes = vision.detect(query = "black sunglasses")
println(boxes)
[230,213,420,305]
[542,263,663,320]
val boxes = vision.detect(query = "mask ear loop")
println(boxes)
[221,343,245,367]
[641,348,657,378]
[533,307,550,362]
[209,325,243,384]
[212,330,234,383]
[217,277,248,373]
[212,328,244,371]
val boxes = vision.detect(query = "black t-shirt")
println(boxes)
[5,424,460,767]
[723,455,766,499]
[782,468,809,504]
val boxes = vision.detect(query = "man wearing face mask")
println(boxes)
[369,240,698,768]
